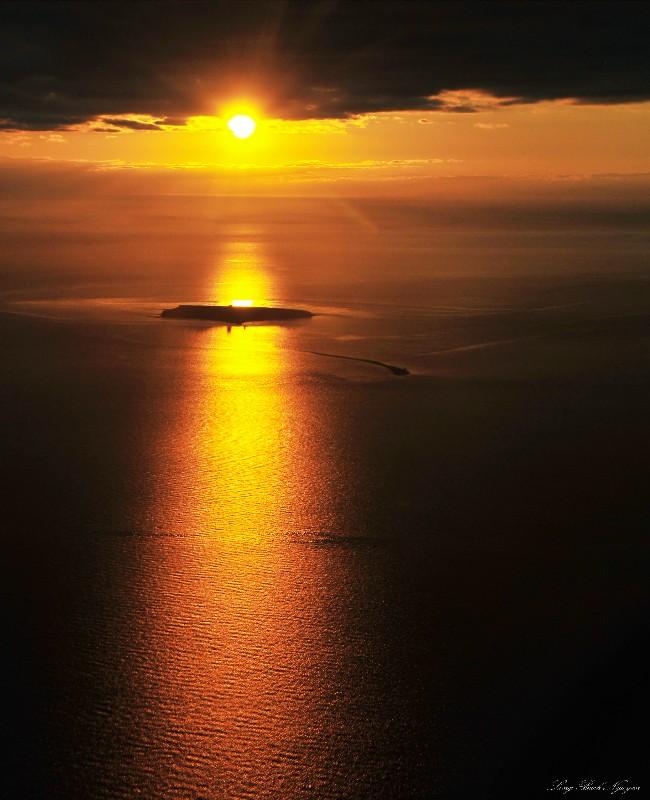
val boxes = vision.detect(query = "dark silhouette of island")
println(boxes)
[161,304,313,324]
[307,350,409,376]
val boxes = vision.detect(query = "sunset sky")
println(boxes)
[2,2,649,196]
[4,5,650,798]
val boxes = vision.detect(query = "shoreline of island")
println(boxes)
[161,304,314,324]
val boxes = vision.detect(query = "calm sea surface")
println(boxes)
[2,198,649,798]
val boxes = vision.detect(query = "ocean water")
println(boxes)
[2,197,649,798]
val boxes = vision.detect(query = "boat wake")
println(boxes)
[305,350,409,376]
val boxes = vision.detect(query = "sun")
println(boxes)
[227,114,256,139]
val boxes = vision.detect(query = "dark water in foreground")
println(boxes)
[2,199,649,798]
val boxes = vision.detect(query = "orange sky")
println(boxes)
[2,94,649,196]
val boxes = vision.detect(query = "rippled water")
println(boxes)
[3,198,649,798]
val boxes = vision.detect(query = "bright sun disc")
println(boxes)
[227,114,256,139]
[231,299,253,307]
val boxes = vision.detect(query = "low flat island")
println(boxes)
[161,304,313,324]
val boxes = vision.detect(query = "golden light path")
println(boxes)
[132,237,346,796]
[212,240,272,306]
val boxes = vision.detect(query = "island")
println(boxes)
[161,304,313,324]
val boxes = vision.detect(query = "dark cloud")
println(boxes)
[1,1,649,130]
[100,118,164,131]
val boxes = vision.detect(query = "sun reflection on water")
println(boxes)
[210,240,273,307]
[193,239,291,536]
[132,238,347,796]
[194,323,290,537]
